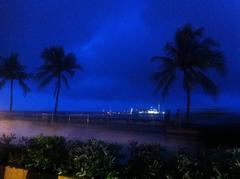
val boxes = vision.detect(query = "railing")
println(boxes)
[0,107,239,127]
[0,111,165,121]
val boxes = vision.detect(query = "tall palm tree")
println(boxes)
[36,46,83,115]
[0,53,31,112]
[152,24,225,121]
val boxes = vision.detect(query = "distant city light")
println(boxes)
[128,104,163,115]
[147,108,159,114]
[130,108,133,115]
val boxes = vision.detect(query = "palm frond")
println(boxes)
[41,46,65,62]
[193,27,204,38]
[192,48,225,74]
[35,69,51,80]
[153,65,176,95]
[154,71,176,96]
[62,74,69,89]
[0,80,6,89]
[152,54,177,96]
[151,56,174,62]
[195,71,218,97]
[39,75,55,89]
[201,37,219,48]
[65,69,76,77]
[164,43,178,57]
[151,66,175,81]
[18,79,30,95]
[207,51,226,74]
[161,74,176,96]
[63,53,83,73]
[17,71,32,80]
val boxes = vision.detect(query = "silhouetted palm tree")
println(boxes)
[0,53,31,112]
[36,46,83,115]
[152,24,225,121]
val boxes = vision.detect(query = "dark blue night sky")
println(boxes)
[0,0,240,112]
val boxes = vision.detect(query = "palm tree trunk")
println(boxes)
[186,89,191,121]
[10,79,14,112]
[54,75,61,115]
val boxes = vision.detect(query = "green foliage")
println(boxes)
[0,133,16,165]
[0,133,16,145]
[167,148,240,179]
[23,135,69,175]
[125,142,168,179]
[0,134,240,178]
[69,139,121,179]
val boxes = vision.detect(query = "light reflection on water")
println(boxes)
[0,118,200,150]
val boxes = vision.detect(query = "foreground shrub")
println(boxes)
[0,133,16,165]
[23,135,69,175]
[69,139,121,178]
[1,134,240,178]
[125,142,168,179]
[167,148,240,179]
[227,148,240,178]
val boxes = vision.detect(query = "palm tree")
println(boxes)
[36,46,83,115]
[0,53,31,112]
[152,24,225,121]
